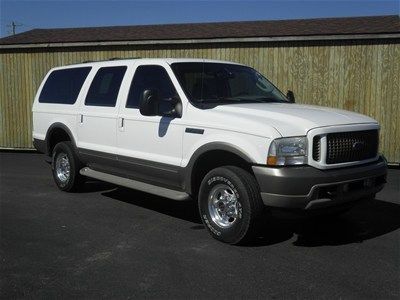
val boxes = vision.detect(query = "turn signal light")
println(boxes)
[267,156,277,166]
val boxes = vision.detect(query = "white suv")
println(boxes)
[32,58,387,244]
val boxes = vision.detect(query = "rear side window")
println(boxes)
[126,65,177,108]
[85,66,127,107]
[39,67,91,104]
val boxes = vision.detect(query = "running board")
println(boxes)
[80,167,191,201]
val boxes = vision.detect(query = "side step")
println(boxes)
[80,167,191,201]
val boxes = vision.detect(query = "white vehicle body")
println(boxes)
[32,58,387,212]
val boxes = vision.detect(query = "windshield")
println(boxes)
[171,62,288,104]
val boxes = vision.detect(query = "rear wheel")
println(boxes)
[198,166,264,244]
[52,141,84,192]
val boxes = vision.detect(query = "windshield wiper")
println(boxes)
[196,97,240,103]
[252,97,287,103]
[200,97,266,103]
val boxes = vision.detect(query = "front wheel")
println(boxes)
[198,166,264,244]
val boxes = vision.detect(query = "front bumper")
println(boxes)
[252,156,387,210]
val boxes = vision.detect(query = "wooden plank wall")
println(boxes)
[0,39,399,163]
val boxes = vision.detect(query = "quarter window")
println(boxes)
[126,65,178,108]
[85,66,127,107]
[39,67,91,104]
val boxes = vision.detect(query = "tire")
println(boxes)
[198,166,264,244]
[51,141,84,192]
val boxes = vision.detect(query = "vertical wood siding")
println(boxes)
[0,40,399,163]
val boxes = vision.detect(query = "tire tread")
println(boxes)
[198,165,264,245]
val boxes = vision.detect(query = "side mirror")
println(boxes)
[139,89,159,116]
[286,90,295,103]
[160,95,182,118]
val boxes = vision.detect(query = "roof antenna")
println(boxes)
[6,21,23,35]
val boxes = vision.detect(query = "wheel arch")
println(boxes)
[45,123,77,156]
[184,142,255,196]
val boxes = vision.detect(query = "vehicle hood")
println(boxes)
[202,103,378,137]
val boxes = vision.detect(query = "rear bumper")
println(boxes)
[252,156,387,210]
[33,138,52,163]
[33,138,47,155]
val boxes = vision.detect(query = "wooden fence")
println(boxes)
[0,39,399,163]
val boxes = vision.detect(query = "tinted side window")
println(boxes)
[39,67,91,104]
[85,66,127,107]
[126,65,177,108]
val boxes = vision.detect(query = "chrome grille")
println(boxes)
[312,136,321,161]
[325,130,378,164]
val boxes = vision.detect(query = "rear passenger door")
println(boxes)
[77,65,128,170]
[116,63,184,189]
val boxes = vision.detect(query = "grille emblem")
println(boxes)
[352,141,365,151]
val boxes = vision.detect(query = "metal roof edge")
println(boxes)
[1,33,399,49]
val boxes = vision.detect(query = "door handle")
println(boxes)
[119,117,124,128]
[80,114,83,124]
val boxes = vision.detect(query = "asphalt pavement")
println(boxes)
[1,152,399,298]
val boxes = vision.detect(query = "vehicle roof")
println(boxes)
[52,58,244,70]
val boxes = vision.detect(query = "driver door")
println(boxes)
[116,63,184,189]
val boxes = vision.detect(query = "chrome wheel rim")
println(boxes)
[55,152,70,183]
[208,184,241,228]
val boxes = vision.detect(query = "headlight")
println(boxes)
[267,136,308,166]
